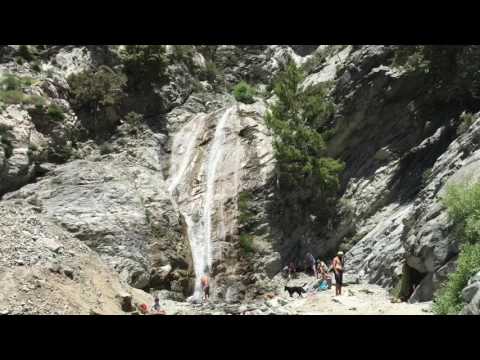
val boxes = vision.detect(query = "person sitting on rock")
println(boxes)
[317,260,331,288]
[139,303,149,315]
[151,297,166,315]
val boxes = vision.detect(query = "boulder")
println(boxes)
[264,253,282,278]
[117,292,133,312]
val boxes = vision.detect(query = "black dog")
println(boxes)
[284,283,307,297]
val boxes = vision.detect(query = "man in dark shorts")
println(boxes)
[306,252,317,278]
[332,251,344,296]
[201,274,210,302]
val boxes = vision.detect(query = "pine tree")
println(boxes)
[265,59,344,225]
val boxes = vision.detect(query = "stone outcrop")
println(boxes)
[4,124,193,291]
[0,201,152,315]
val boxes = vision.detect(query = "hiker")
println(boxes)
[151,297,166,315]
[306,252,317,278]
[201,274,210,302]
[288,262,296,279]
[332,251,344,296]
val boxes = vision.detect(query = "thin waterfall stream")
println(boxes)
[167,106,235,302]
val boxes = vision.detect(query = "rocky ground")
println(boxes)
[0,201,152,315]
[149,273,432,315]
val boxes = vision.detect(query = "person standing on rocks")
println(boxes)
[201,273,210,302]
[306,253,317,278]
[332,251,344,296]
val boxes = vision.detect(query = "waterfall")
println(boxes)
[202,107,233,273]
[167,106,235,302]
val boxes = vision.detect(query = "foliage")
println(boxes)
[120,45,167,90]
[0,74,44,106]
[457,111,476,135]
[68,65,126,134]
[46,104,65,121]
[433,181,480,314]
[17,45,37,62]
[0,90,26,104]
[237,191,256,254]
[200,60,225,90]
[0,74,34,91]
[265,60,344,224]
[433,243,480,314]
[124,111,143,127]
[238,191,255,225]
[391,46,430,73]
[232,81,256,104]
[239,234,255,254]
[170,45,196,70]
[442,181,480,245]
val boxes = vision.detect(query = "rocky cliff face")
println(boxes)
[2,44,480,314]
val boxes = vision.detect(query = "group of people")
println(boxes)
[284,250,345,296]
[140,251,344,314]
[138,296,166,315]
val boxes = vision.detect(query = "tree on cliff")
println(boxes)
[265,59,344,227]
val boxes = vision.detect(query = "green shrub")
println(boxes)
[239,234,255,254]
[124,111,143,127]
[1,74,22,91]
[68,66,126,134]
[120,45,167,90]
[433,243,480,314]
[238,191,255,225]
[46,104,65,121]
[17,45,36,62]
[233,81,256,104]
[265,59,344,225]
[0,74,39,105]
[170,45,196,69]
[0,90,25,104]
[392,46,430,73]
[202,60,220,83]
[442,181,480,244]
[433,180,480,314]
[457,111,476,135]
[28,95,46,107]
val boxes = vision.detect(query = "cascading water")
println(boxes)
[167,106,235,302]
[202,107,233,274]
